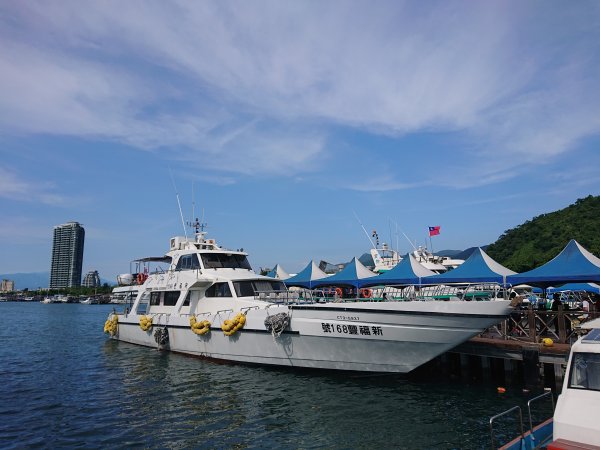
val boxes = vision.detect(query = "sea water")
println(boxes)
[0,302,550,449]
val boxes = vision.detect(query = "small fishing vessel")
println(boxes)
[105,223,511,373]
[491,318,600,449]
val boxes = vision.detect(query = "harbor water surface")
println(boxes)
[0,302,548,449]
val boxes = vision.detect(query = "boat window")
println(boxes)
[205,283,232,297]
[150,292,161,306]
[164,291,180,306]
[233,280,286,297]
[175,254,201,271]
[200,253,252,269]
[568,352,600,392]
[183,291,191,306]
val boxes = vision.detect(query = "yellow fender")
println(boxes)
[221,312,246,336]
[103,315,119,336]
[139,315,153,331]
[190,315,211,335]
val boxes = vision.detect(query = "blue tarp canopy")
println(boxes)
[265,264,290,280]
[359,253,436,287]
[506,240,600,288]
[283,261,329,289]
[547,283,600,294]
[311,257,376,288]
[424,247,515,284]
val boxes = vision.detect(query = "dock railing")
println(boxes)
[494,304,598,344]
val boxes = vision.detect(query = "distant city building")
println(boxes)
[82,270,101,288]
[50,221,85,289]
[1,279,15,292]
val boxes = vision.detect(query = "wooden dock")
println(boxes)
[419,307,598,390]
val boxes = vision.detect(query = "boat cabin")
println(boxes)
[130,235,286,316]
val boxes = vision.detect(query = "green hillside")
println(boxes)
[486,195,600,272]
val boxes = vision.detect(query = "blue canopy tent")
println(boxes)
[424,247,515,285]
[283,261,329,289]
[359,253,436,288]
[506,240,600,288]
[547,283,600,294]
[311,257,376,288]
[265,264,290,280]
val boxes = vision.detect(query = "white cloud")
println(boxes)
[0,1,599,187]
[0,167,65,205]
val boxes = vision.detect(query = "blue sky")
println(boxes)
[1,1,600,281]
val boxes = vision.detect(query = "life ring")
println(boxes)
[137,273,145,285]
[361,288,372,298]
[221,312,247,336]
[139,315,153,331]
[189,315,211,335]
[334,287,343,297]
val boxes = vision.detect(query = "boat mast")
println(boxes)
[170,168,188,240]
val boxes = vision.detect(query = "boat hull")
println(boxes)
[110,300,511,373]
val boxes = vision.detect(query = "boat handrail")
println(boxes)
[254,289,318,305]
[489,390,555,449]
[526,391,554,444]
[489,405,524,449]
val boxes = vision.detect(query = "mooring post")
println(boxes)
[481,356,491,381]
[558,305,566,343]
[522,347,540,388]
[528,304,537,343]
[504,358,514,384]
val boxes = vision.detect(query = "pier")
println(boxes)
[425,306,599,390]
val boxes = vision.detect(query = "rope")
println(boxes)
[264,312,290,338]
[154,326,169,346]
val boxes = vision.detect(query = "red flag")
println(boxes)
[429,226,441,236]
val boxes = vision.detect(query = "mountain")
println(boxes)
[486,195,600,272]
[0,271,113,291]
[452,246,488,261]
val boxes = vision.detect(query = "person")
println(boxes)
[582,294,591,312]
[382,292,388,301]
[552,293,563,334]
[509,290,523,308]
[537,295,547,311]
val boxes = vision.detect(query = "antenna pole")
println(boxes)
[390,219,417,251]
[191,181,195,225]
[169,168,188,239]
[353,211,377,249]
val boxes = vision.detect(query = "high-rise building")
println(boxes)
[50,222,85,288]
[82,270,101,288]
[1,279,14,292]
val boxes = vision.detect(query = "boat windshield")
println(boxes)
[568,352,600,392]
[201,253,252,269]
[233,280,286,297]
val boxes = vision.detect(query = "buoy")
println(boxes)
[497,387,506,394]
[542,338,554,347]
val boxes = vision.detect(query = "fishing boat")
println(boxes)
[104,224,511,373]
[490,318,600,449]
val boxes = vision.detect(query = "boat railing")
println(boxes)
[489,390,554,449]
[377,283,504,302]
[489,405,524,449]
[527,391,554,440]
[254,289,326,304]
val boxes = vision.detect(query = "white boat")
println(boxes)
[105,228,511,373]
[369,243,402,273]
[552,319,600,446]
[411,246,464,272]
[109,286,141,305]
[491,318,600,449]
